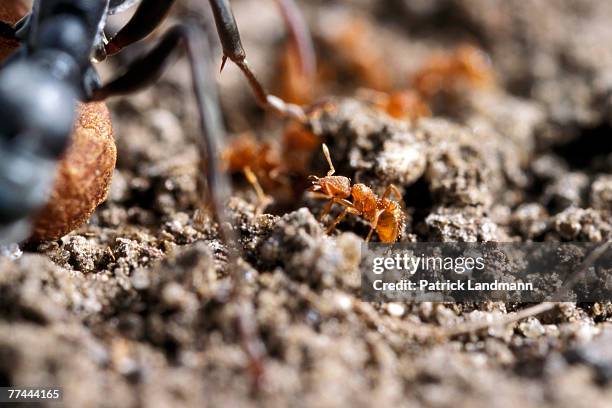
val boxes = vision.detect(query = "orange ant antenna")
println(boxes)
[244,166,273,215]
[322,144,335,176]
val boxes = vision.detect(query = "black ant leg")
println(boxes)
[209,0,305,121]
[273,0,316,84]
[92,23,232,244]
[91,22,267,390]
[104,0,307,121]
[105,0,177,56]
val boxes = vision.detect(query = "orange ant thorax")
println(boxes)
[351,184,378,222]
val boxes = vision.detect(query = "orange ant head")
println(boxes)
[224,135,259,173]
[308,144,352,199]
[375,199,405,243]
[309,175,352,199]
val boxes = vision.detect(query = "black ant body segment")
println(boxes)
[0,0,309,244]
[0,0,314,389]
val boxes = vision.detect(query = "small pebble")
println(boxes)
[0,243,22,260]
[519,318,545,338]
[385,303,406,317]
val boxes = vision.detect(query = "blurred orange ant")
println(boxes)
[279,14,392,105]
[309,144,405,243]
[411,44,495,99]
[370,45,494,121]
[224,123,320,213]
[222,134,278,214]
[365,89,432,121]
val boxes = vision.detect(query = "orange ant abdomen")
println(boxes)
[375,199,404,243]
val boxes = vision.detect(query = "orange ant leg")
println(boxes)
[308,192,353,210]
[319,199,334,221]
[381,184,403,202]
[365,208,387,242]
[365,213,381,242]
[326,206,360,234]
[309,191,331,200]
[366,226,376,242]
[244,166,273,215]
[324,197,357,221]
[336,197,356,208]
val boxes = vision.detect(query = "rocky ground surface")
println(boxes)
[1,0,612,406]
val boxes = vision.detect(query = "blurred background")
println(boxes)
[0,1,611,407]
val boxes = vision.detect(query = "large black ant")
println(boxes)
[0,0,314,389]
[0,0,311,245]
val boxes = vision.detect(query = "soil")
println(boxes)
[1,0,612,407]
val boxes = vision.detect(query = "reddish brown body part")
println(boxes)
[351,184,377,222]
[319,17,391,93]
[224,123,321,207]
[374,198,403,243]
[32,103,116,240]
[373,90,432,121]
[224,135,281,183]
[309,145,405,243]
[0,4,117,240]
[0,0,26,23]
[0,0,26,61]
[313,176,351,199]
[367,45,493,122]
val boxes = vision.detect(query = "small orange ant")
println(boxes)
[309,144,405,243]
